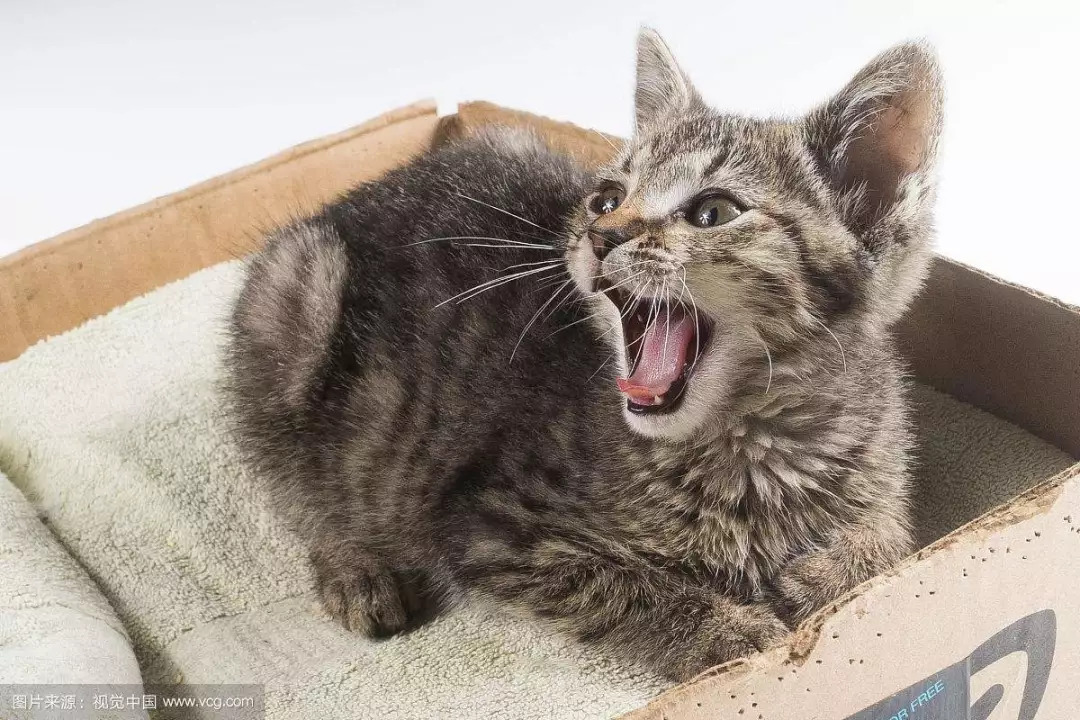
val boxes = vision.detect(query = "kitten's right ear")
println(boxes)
[805,42,944,239]
[634,28,700,132]
[806,43,945,329]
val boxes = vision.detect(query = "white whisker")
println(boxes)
[544,281,579,322]
[632,280,659,373]
[600,269,650,296]
[597,273,649,340]
[588,128,621,153]
[599,258,654,276]
[535,272,578,292]
[510,279,574,363]
[434,265,557,308]
[461,243,555,251]
[455,192,561,238]
[545,311,603,338]
[814,317,848,374]
[586,352,617,384]
[759,335,773,395]
[404,235,553,250]
[454,269,562,306]
[500,259,564,273]
[662,277,671,368]
[679,269,703,381]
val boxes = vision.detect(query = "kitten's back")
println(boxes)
[224,127,591,516]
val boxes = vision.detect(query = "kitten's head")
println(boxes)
[567,29,944,440]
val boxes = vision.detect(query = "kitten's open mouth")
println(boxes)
[599,284,713,415]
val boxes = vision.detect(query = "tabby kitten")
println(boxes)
[226,29,943,680]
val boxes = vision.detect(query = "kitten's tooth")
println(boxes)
[653,395,663,404]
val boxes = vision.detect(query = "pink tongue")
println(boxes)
[616,311,695,402]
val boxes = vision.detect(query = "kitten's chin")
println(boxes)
[623,402,709,440]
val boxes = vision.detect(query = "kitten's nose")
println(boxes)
[588,221,645,259]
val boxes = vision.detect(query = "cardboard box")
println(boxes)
[2,101,1077,719]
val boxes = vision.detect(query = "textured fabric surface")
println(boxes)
[0,468,142,684]
[908,382,1074,546]
[0,260,1072,717]
[0,262,665,719]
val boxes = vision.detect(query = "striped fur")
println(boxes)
[226,31,943,679]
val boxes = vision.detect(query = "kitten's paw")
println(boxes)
[708,602,790,660]
[771,523,908,625]
[770,549,849,624]
[676,602,789,680]
[311,556,412,637]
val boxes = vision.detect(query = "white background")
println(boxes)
[3,0,1078,302]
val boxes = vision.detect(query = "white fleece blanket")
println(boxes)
[0,467,142,684]
[0,261,1072,718]
[0,262,666,719]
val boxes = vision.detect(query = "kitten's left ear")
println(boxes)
[805,42,944,239]
[634,28,701,132]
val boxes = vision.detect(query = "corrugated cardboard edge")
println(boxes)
[786,463,1071,667]
[435,100,624,168]
[0,100,438,362]
[624,461,1080,719]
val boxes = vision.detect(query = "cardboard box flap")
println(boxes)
[0,101,439,363]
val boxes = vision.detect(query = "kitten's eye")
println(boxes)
[590,186,625,215]
[688,196,742,228]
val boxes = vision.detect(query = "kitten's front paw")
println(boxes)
[771,522,908,625]
[311,553,413,637]
[770,549,848,625]
[674,602,789,680]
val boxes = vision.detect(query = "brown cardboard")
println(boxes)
[2,101,1077,719]
[0,101,439,362]
[898,260,1080,457]
[435,100,623,169]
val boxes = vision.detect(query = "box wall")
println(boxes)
[898,259,1080,457]
[0,101,438,362]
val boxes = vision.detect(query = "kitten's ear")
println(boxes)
[805,42,944,238]
[634,28,701,132]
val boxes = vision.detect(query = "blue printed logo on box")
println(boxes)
[845,610,1055,720]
